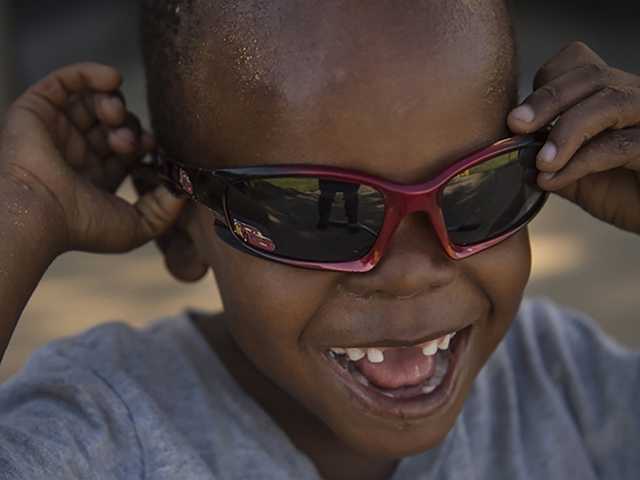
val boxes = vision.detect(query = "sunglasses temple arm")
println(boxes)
[141,151,200,200]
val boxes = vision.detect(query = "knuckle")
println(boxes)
[580,63,611,86]
[568,41,591,53]
[32,76,64,102]
[607,130,636,156]
[12,97,50,124]
[536,84,562,105]
[597,86,637,122]
[600,85,635,103]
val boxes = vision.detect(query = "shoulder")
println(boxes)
[475,297,640,419]
[467,299,640,478]
[37,315,174,357]
[17,311,203,387]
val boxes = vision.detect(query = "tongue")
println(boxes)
[355,347,436,389]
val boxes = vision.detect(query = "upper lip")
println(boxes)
[310,295,487,351]
[331,324,471,349]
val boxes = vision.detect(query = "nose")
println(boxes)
[339,212,458,299]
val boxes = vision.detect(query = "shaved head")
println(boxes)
[141,0,518,166]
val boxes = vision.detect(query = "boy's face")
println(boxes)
[172,1,527,457]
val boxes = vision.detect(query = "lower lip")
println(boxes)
[321,326,472,421]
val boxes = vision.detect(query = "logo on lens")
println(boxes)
[233,220,277,253]
[179,168,194,195]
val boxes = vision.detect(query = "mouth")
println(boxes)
[321,324,473,420]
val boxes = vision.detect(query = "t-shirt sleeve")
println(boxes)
[517,299,640,478]
[0,340,143,480]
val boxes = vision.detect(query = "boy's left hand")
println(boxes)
[507,41,640,235]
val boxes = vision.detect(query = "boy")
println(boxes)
[0,1,639,478]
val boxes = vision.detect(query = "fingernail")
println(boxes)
[105,96,123,112]
[113,128,136,146]
[541,172,556,181]
[538,142,557,163]
[510,105,535,123]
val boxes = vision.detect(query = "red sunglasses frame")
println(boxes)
[148,129,550,273]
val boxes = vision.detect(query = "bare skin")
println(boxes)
[0,64,187,359]
[1,5,639,480]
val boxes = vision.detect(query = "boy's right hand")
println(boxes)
[0,63,187,256]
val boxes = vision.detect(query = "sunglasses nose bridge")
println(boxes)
[388,189,450,251]
[403,189,438,217]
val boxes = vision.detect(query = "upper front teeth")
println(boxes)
[346,348,366,361]
[422,341,439,356]
[366,348,384,364]
[330,331,459,363]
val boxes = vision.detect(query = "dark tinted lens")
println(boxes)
[441,145,545,246]
[226,177,385,262]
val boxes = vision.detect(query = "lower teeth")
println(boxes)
[421,352,450,394]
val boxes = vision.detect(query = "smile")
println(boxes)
[322,324,473,419]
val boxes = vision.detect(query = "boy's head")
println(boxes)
[140,0,526,458]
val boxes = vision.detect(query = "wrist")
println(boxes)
[0,177,69,260]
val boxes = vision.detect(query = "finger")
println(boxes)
[109,128,139,155]
[20,63,121,124]
[67,90,127,131]
[63,124,91,169]
[66,94,98,133]
[533,41,607,89]
[89,152,138,193]
[85,124,111,158]
[95,92,127,128]
[86,130,152,193]
[132,185,189,246]
[107,113,144,156]
[538,127,640,190]
[72,181,187,253]
[508,63,613,133]
[86,129,152,193]
[96,115,147,191]
[534,86,640,174]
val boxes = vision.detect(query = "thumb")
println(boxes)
[130,185,189,248]
[66,175,189,254]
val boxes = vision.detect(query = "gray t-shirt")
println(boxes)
[0,298,638,479]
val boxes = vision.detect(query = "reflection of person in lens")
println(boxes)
[317,180,360,232]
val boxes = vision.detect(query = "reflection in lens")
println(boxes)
[441,146,545,246]
[226,177,385,262]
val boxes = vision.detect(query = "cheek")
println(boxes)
[205,226,338,391]
[464,228,532,358]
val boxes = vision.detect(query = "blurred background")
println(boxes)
[0,0,639,381]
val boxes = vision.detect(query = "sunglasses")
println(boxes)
[148,129,550,273]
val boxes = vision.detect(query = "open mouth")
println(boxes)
[322,325,472,419]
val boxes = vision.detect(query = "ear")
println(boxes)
[131,169,209,283]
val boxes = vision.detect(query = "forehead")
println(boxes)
[178,0,517,183]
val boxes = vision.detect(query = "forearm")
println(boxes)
[0,191,60,362]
